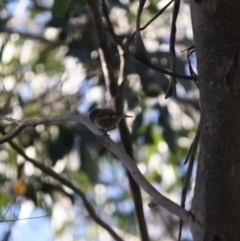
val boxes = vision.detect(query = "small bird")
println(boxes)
[89,108,132,132]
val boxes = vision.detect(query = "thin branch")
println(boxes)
[101,0,122,47]
[0,116,20,125]
[100,2,150,240]
[0,114,103,144]
[0,114,190,222]
[97,135,190,223]
[115,52,151,241]
[100,0,126,88]
[0,127,123,241]
[167,0,181,98]
[186,47,199,88]
[187,48,196,76]
[87,0,118,97]
[0,215,49,223]
[178,124,200,241]
[1,177,26,222]
[134,0,197,81]
[128,0,174,43]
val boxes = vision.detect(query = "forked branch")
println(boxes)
[0,114,190,222]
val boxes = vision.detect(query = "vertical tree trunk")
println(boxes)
[190,1,240,240]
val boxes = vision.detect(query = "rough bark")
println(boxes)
[190,0,240,240]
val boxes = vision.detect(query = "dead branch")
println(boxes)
[0,114,190,223]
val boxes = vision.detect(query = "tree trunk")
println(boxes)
[190,1,240,240]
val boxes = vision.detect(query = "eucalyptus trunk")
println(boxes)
[190,1,240,240]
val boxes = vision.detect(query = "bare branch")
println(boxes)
[167,0,181,98]
[0,116,20,125]
[0,127,124,241]
[186,46,199,88]
[178,124,200,241]
[94,2,150,239]
[100,0,127,88]
[1,177,26,222]
[134,0,197,81]
[187,49,197,76]
[0,113,190,222]
[0,215,49,223]
[101,0,123,47]
[87,0,118,97]
[128,0,174,43]
[97,135,190,223]
[0,114,103,144]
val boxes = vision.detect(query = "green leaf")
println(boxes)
[52,0,69,16]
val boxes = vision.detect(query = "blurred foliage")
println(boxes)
[0,0,199,241]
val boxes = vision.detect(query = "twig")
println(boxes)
[178,124,200,241]
[0,215,49,223]
[134,0,197,81]
[186,47,199,88]
[0,177,26,222]
[128,0,174,43]
[166,0,181,98]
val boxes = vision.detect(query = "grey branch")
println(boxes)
[1,132,123,241]
[0,114,103,144]
[0,114,190,223]
[97,135,190,223]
